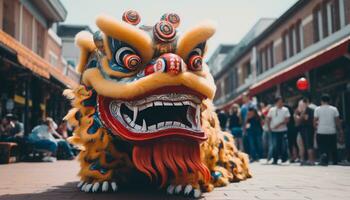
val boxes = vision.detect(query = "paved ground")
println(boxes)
[0,160,349,200]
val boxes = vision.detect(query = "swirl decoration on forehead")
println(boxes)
[153,21,176,42]
[122,10,141,25]
[161,13,180,28]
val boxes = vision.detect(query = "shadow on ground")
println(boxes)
[0,181,193,200]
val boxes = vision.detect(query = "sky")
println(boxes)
[60,0,297,57]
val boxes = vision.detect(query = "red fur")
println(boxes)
[132,139,210,187]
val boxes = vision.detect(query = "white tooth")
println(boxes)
[134,124,141,130]
[142,120,147,131]
[132,107,138,123]
[125,116,132,123]
[157,122,165,128]
[190,102,196,108]
[130,121,135,127]
[196,105,201,129]
[163,102,173,106]
[148,125,156,131]
[139,104,147,111]
[173,102,182,106]
[183,101,190,105]
[173,122,181,127]
[146,102,153,108]
[126,104,133,110]
[180,123,186,128]
[196,105,200,119]
[154,101,163,106]
[123,114,132,123]
[165,121,173,126]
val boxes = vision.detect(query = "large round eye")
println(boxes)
[123,54,141,71]
[188,55,202,71]
[114,47,141,71]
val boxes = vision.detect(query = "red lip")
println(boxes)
[97,89,207,143]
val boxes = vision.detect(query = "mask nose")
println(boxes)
[159,53,184,75]
[141,53,186,76]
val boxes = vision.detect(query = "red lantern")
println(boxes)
[296,77,309,91]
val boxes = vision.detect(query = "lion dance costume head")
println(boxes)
[64,10,251,198]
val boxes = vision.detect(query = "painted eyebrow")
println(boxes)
[176,21,216,61]
[96,14,154,65]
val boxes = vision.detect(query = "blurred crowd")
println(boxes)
[0,114,77,162]
[217,93,349,166]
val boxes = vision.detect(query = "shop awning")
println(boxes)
[0,30,50,79]
[50,66,78,88]
[249,36,350,96]
[216,94,243,111]
[0,30,78,88]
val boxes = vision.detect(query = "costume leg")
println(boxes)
[76,132,134,193]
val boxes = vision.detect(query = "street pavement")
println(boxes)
[0,160,349,200]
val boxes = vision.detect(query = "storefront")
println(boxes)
[310,57,350,121]
[0,30,77,133]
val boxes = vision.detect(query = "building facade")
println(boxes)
[57,24,93,68]
[0,0,80,133]
[207,44,236,77]
[212,0,350,122]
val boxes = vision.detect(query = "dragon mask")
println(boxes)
[64,10,251,198]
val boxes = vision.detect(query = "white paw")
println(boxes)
[174,185,182,194]
[166,185,175,194]
[184,184,193,195]
[102,181,109,192]
[84,184,92,192]
[77,181,118,193]
[193,189,201,198]
[92,182,100,192]
[80,183,87,192]
[166,184,202,198]
[111,182,118,192]
[77,181,84,188]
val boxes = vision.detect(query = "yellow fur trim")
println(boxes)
[82,68,216,100]
[96,14,154,64]
[63,108,79,126]
[176,21,216,60]
[75,31,96,73]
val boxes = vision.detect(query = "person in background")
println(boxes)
[28,119,59,162]
[217,110,228,130]
[28,118,75,162]
[245,107,263,162]
[286,103,298,163]
[314,94,344,166]
[4,114,24,140]
[228,104,243,151]
[57,120,69,139]
[260,103,272,161]
[266,96,290,165]
[57,120,78,157]
[0,117,11,141]
[295,98,315,165]
[1,114,26,158]
[241,93,256,155]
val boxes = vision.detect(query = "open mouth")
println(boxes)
[97,91,207,142]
